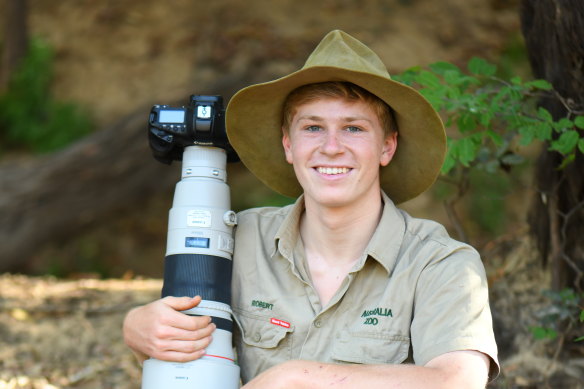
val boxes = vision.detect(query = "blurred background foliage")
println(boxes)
[0,37,93,154]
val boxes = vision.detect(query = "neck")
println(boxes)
[300,190,384,266]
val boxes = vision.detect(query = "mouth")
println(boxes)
[315,167,351,175]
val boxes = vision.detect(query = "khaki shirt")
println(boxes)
[231,192,499,384]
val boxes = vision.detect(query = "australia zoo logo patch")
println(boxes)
[361,307,393,326]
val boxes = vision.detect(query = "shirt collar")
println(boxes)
[273,191,406,275]
[363,191,406,275]
[273,195,305,261]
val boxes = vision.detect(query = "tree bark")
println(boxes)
[521,0,584,292]
[0,0,29,92]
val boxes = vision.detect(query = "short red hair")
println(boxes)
[281,81,398,136]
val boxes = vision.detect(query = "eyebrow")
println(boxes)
[296,115,374,123]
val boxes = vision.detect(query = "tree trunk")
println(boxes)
[0,74,254,272]
[0,0,29,92]
[521,0,584,292]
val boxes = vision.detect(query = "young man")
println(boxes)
[124,30,499,388]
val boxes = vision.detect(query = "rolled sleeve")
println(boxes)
[411,246,500,380]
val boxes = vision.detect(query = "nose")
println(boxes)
[320,129,344,155]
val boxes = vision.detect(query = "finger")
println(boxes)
[162,295,202,311]
[150,332,213,360]
[164,336,213,354]
[151,347,207,363]
[152,318,215,342]
[166,321,216,341]
[167,312,214,332]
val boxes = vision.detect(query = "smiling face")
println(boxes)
[282,97,397,210]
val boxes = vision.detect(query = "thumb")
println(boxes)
[162,295,202,311]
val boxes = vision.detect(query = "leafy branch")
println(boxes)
[394,59,584,347]
[530,288,584,343]
[394,57,584,175]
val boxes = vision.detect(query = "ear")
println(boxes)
[282,128,294,164]
[380,132,398,167]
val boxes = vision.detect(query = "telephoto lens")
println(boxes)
[141,145,240,389]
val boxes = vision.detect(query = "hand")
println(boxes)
[123,295,216,363]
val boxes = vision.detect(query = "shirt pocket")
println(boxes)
[233,308,294,357]
[332,330,410,365]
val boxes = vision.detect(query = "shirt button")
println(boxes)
[253,333,261,342]
[314,320,322,328]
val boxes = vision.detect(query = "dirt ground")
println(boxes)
[2,0,583,388]
[0,275,158,389]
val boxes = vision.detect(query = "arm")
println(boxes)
[242,350,490,389]
[122,295,216,364]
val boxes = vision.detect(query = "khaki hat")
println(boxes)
[226,30,445,204]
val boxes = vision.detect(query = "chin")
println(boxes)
[307,191,355,208]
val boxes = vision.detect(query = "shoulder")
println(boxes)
[396,209,483,271]
[399,209,466,249]
[234,204,297,246]
[236,204,293,231]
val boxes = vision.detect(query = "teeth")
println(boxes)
[317,167,349,175]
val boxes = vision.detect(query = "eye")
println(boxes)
[346,126,363,133]
[305,125,322,132]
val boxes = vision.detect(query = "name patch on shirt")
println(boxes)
[251,300,274,310]
[270,318,290,328]
[361,307,392,325]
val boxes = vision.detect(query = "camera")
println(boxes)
[143,95,240,388]
[148,95,238,164]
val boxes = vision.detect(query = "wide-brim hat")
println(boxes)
[225,30,446,204]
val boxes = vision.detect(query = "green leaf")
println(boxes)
[553,118,574,131]
[525,79,553,90]
[530,326,558,340]
[479,111,493,127]
[535,122,553,141]
[579,139,584,154]
[575,116,584,129]
[415,70,443,88]
[491,86,512,106]
[457,113,478,133]
[468,57,497,77]
[429,61,461,75]
[446,85,462,100]
[511,76,522,85]
[486,130,503,146]
[575,336,584,342]
[419,88,445,110]
[518,127,535,146]
[550,130,579,154]
[579,309,584,322]
[441,153,456,174]
[443,72,471,88]
[508,86,524,102]
[458,137,480,166]
[537,107,553,122]
[557,152,575,170]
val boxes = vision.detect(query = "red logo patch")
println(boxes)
[270,318,291,328]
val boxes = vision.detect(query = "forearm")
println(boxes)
[246,361,450,389]
[243,351,489,389]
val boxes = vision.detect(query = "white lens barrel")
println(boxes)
[142,357,240,389]
[142,145,240,388]
[166,146,235,259]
